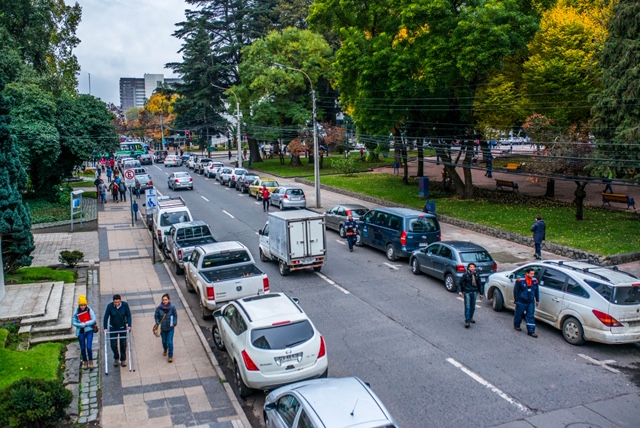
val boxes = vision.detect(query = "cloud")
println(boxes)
[69,0,187,105]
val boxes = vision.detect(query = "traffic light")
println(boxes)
[185,130,190,140]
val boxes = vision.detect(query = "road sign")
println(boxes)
[145,188,159,214]
[124,168,135,187]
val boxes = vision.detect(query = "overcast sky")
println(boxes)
[68,0,187,105]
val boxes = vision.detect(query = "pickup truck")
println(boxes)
[151,196,194,248]
[194,157,212,175]
[184,241,270,319]
[164,220,216,275]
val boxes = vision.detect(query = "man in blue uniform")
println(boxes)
[513,268,540,338]
[344,213,358,252]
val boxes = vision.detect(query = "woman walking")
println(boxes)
[71,295,97,370]
[111,181,119,202]
[154,294,178,363]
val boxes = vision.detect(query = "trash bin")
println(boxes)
[425,201,436,214]
[418,177,430,198]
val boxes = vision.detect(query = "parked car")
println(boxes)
[356,207,441,261]
[269,186,306,210]
[264,377,398,428]
[133,168,153,190]
[217,167,233,183]
[138,153,153,165]
[485,260,640,345]
[226,168,248,188]
[248,178,279,199]
[212,293,328,398]
[324,204,369,238]
[186,156,197,169]
[204,161,224,178]
[164,155,180,167]
[236,173,259,193]
[154,150,168,163]
[194,157,212,174]
[168,171,193,190]
[409,241,497,292]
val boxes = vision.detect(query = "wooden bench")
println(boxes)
[602,193,636,211]
[496,179,519,192]
[504,162,523,171]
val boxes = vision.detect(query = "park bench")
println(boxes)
[601,193,636,211]
[495,179,519,192]
[504,162,523,171]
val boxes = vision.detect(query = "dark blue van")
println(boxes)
[356,207,441,261]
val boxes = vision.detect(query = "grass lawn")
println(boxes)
[318,173,637,256]
[26,199,69,224]
[250,154,394,178]
[0,329,66,390]
[5,267,77,284]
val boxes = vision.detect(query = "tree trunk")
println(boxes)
[290,155,302,166]
[401,142,409,185]
[462,141,475,199]
[545,178,555,197]
[573,181,588,221]
[248,137,262,163]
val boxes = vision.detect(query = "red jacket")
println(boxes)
[261,188,270,199]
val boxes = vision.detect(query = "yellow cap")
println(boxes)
[78,295,88,306]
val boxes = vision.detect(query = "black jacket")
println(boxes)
[457,271,483,294]
[103,301,132,330]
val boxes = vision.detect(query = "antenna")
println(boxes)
[350,398,359,416]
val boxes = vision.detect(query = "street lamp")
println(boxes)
[273,62,321,208]
[212,84,242,168]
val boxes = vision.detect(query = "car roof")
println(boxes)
[369,207,436,218]
[277,185,302,190]
[173,171,191,176]
[235,293,305,325]
[539,260,638,285]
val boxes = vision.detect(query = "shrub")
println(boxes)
[58,250,84,268]
[0,378,72,427]
[331,156,359,176]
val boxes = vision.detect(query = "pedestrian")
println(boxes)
[103,294,132,367]
[261,185,270,211]
[133,200,139,221]
[154,293,178,363]
[344,213,357,252]
[243,149,248,160]
[393,160,399,175]
[360,147,364,160]
[119,180,127,202]
[228,149,232,160]
[94,176,103,194]
[530,215,546,260]
[98,181,108,203]
[603,171,613,193]
[106,166,112,183]
[134,179,141,199]
[72,294,97,370]
[96,164,102,176]
[279,151,285,165]
[111,181,119,203]
[457,263,483,328]
[513,268,540,337]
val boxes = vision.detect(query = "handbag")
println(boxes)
[153,312,167,338]
[93,324,99,333]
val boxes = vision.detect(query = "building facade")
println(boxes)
[119,74,183,110]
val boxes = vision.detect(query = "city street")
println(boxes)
[145,161,640,428]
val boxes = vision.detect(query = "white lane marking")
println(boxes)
[578,354,620,373]
[315,271,350,294]
[222,210,234,219]
[383,262,401,270]
[336,240,346,245]
[154,165,162,171]
[201,196,210,202]
[447,358,532,414]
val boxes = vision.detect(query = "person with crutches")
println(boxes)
[103,294,132,367]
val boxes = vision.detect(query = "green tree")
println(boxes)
[590,0,640,181]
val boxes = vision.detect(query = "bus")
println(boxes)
[116,142,146,158]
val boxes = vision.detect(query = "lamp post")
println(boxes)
[273,62,321,208]
[212,84,242,167]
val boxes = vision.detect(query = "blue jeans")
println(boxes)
[161,329,175,358]
[464,292,477,322]
[534,242,542,258]
[110,331,127,361]
[78,330,94,362]
[514,301,536,333]
[346,234,356,250]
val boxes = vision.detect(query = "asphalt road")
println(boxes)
[146,162,640,428]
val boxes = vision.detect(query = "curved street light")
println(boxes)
[212,84,242,168]
[273,62,321,208]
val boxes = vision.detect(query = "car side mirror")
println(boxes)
[508,273,515,280]
[213,310,222,318]
[258,229,263,235]
[264,402,276,411]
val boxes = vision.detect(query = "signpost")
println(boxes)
[145,188,159,263]
[124,169,136,226]
[70,190,84,232]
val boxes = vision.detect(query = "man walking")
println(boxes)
[261,185,270,212]
[531,215,546,260]
[457,263,483,328]
[119,180,127,202]
[103,294,132,367]
[513,268,540,338]
[344,213,357,252]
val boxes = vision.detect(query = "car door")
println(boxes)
[505,265,544,309]
[370,212,388,250]
[536,268,567,323]
[432,244,453,281]
[186,250,200,290]
[324,207,338,231]
[265,394,302,428]
[419,244,441,276]
[220,304,245,358]
[358,210,376,246]
[271,188,282,205]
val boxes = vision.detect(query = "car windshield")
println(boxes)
[251,320,314,350]
[348,208,368,217]
[408,217,438,233]
[235,169,247,175]
[202,250,251,268]
[459,251,493,263]
[160,211,190,226]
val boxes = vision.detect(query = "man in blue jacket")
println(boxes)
[103,294,132,367]
[530,215,546,260]
[513,268,540,338]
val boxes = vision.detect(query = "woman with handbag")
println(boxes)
[71,295,97,370]
[154,294,178,363]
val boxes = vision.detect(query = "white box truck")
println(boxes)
[258,210,326,276]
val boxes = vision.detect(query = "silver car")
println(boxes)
[410,241,497,293]
[168,172,193,190]
[485,260,640,345]
[133,168,153,190]
[264,377,397,428]
[204,161,224,178]
[270,186,306,210]
[217,167,233,183]
[324,204,368,238]
[227,168,248,188]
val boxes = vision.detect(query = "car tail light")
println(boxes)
[318,336,326,358]
[592,309,623,327]
[456,264,466,273]
[263,277,270,292]
[492,262,498,272]
[177,249,182,260]
[206,286,215,301]
[241,350,259,371]
[400,230,407,246]
[284,194,288,199]
[157,230,162,240]
[148,180,153,185]
[175,179,179,183]
[302,194,306,199]
[438,230,442,241]
[189,178,193,182]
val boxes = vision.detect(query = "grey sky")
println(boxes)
[68,0,186,105]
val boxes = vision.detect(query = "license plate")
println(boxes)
[274,352,303,366]
[481,278,486,283]
[291,197,300,201]
[418,243,428,247]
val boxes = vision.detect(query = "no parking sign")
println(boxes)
[124,168,135,187]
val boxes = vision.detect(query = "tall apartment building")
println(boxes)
[119,73,183,110]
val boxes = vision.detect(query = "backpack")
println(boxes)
[119,181,126,192]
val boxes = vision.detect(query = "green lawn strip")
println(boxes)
[26,199,69,224]
[6,267,77,284]
[70,180,98,188]
[250,155,394,178]
[0,329,65,390]
[318,173,636,256]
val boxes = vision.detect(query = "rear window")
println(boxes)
[262,181,278,187]
[408,217,438,233]
[202,250,251,268]
[251,320,314,350]
[176,225,212,240]
[350,208,368,217]
[612,286,640,305]
[160,211,191,226]
[287,189,304,196]
[459,251,493,263]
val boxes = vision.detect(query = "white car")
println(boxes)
[204,161,224,178]
[212,293,328,398]
[485,260,640,345]
[164,155,180,167]
[226,168,248,188]
[217,167,233,183]
[186,156,197,169]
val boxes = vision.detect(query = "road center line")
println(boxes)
[578,354,620,373]
[201,196,210,202]
[336,240,346,245]
[315,272,350,294]
[222,210,234,219]
[383,262,401,270]
[447,358,532,414]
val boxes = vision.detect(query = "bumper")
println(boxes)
[173,183,192,189]
[281,200,307,209]
[243,359,328,390]
[583,326,640,344]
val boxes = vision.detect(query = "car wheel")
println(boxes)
[175,263,184,275]
[278,259,289,276]
[444,273,457,292]
[279,201,284,210]
[411,258,421,275]
[562,316,585,346]
[339,224,346,238]
[212,324,225,351]
[185,276,194,293]
[355,233,363,246]
[200,301,212,320]
[256,192,260,200]
[259,248,269,262]
[386,244,397,261]
[313,266,322,272]
[491,289,504,311]
[234,362,252,398]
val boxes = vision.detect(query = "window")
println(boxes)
[540,268,566,291]
[251,320,314,350]
[202,250,251,268]
[585,280,613,302]
[427,244,440,255]
[160,211,191,226]
[336,207,345,216]
[387,216,401,230]
[298,409,315,428]
[612,286,640,306]
[190,251,200,265]
[374,213,388,226]
[439,246,453,260]
[409,217,437,233]
[288,189,304,196]
[513,265,543,280]
[459,251,492,263]
[566,278,589,298]
[363,211,375,223]
[275,395,300,427]
[229,309,247,335]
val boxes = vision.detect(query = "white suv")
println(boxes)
[212,293,328,397]
[204,161,224,178]
[486,260,640,345]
